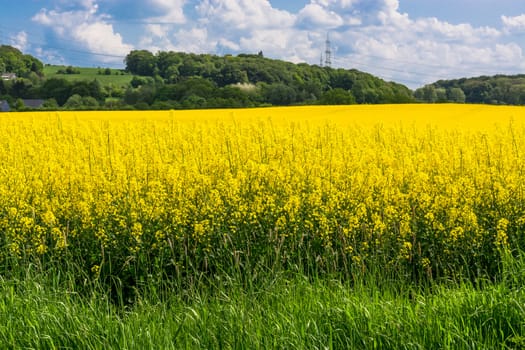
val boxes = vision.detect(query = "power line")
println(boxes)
[331,53,523,88]
[333,56,438,77]
[338,51,515,77]
[0,23,522,87]
[0,24,127,61]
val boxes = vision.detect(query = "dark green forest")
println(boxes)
[2,44,525,110]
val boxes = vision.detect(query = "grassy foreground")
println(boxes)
[1,257,525,349]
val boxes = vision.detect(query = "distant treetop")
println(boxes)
[0,45,44,76]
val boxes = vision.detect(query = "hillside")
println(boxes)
[123,50,415,107]
[43,65,133,86]
[1,45,415,110]
[415,75,525,105]
[0,45,43,77]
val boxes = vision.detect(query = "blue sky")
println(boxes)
[2,0,525,88]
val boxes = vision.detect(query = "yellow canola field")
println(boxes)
[1,104,525,279]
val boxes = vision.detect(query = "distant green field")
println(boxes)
[43,65,134,86]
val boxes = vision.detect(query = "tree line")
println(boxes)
[0,46,414,110]
[121,50,415,109]
[414,75,525,105]
[3,44,525,110]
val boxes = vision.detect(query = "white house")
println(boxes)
[1,73,17,81]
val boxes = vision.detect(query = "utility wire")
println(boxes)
[1,23,522,86]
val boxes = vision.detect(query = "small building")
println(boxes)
[23,99,45,109]
[0,100,10,112]
[1,73,17,81]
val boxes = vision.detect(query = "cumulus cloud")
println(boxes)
[288,0,524,87]
[136,0,523,87]
[147,0,186,24]
[139,0,300,58]
[196,0,294,30]
[10,31,29,52]
[32,1,133,63]
[138,0,187,53]
[304,0,402,25]
[296,4,346,29]
[25,0,525,87]
[502,14,525,32]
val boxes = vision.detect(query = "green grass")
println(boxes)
[1,256,524,349]
[43,65,134,86]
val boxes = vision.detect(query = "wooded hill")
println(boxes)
[0,45,413,110]
[122,50,415,108]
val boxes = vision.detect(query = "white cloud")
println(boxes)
[139,0,187,52]
[502,14,525,32]
[147,0,186,24]
[285,0,525,87]
[25,0,525,87]
[32,1,133,64]
[161,27,213,53]
[34,47,67,66]
[139,0,299,58]
[10,31,29,52]
[296,4,345,29]
[75,21,132,57]
[217,38,240,52]
[196,0,294,30]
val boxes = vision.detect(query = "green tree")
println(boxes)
[104,84,124,98]
[130,76,149,88]
[123,85,156,106]
[319,88,356,105]
[462,80,493,103]
[22,54,44,75]
[40,78,72,106]
[330,69,356,90]
[63,94,83,109]
[163,66,180,83]
[414,85,438,103]
[507,85,525,105]
[63,94,100,109]
[71,81,91,96]
[156,51,183,81]
[215,63,248,87]
[123,87,141,105]
[42,98,59,109]
[125,50,157,76]
[352,79,380,103]
[263,83,297,105]
[181,94,206,108]
[10,78,33,98]
[436,88,448,103]
[448,87,466,103]
[13,98,25,111]
[82,96,100,108]
[0,46,41,75]
[176,77,216,100]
